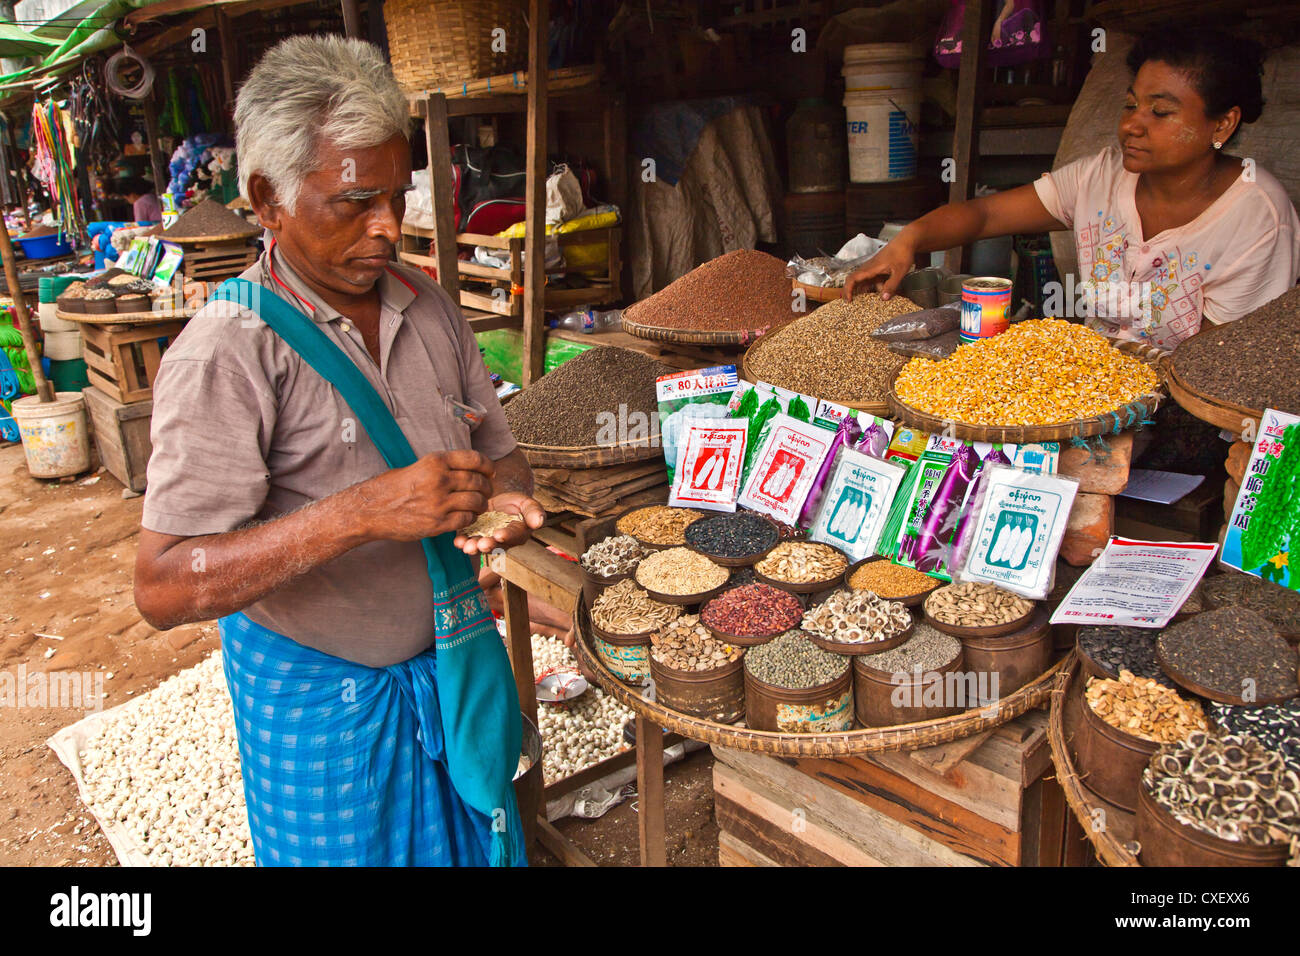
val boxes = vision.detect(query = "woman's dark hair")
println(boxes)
[114,176,152,197]
[1126,28,1265,125]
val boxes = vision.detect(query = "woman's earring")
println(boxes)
[1214,141,1223,149]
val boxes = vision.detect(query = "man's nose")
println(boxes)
[369,201,401,244]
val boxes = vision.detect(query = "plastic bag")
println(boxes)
[871,304,961,342]
[856,421,890,459]
[888,330,963,360]
[949,448,1013,572]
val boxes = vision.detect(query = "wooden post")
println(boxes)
[501,578,539,735]
[4,122,29,230]
[340,0,363,39]
[944,0,991,275]
[140,92,170,195]
[636,713,667,866]
[214,7,238,110]
[0,226,54,403]
[422,93,460,301]
[521,0,549,386]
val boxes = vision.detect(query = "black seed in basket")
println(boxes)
[1200,570,1300,635]
[1209,697,1300,774]
[685,512,779,558]
[1077,625,1173,687]
[1157,607,1300,702]
[503,346,675,448]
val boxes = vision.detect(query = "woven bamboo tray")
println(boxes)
[1046,653,1142,866]
[886,388,1164,443]
[1164,360,1264,433]
[516,439,663,469]
[572,593,1065,757]
[739,339,891,416]
[55,306,194,325]
[619,311,787,348]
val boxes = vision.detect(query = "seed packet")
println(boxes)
[1222,408,1300,588]
[949,448,1013,572]
[911,444,981,574]
[891,447,956,570]
[809,449,906,560]
[1014,442,1060,475]
[737,413,835,525]
[799,415,864,527]
[656,365,739,484]
[668,418,749,513]
[957,465,1080,599]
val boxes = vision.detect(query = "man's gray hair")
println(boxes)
[235,35,409,213]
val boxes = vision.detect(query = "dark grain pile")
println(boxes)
[1200,570,1300,635]
[503,346,673,448]
[745,293,920,404]
[1172,285,1300,414]
[1157,607,1299,702]
[623,249,795,332]
[161,199,259,240]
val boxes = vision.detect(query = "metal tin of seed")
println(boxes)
[806,620,915,657]
[843,555,939,607]
[683,512,781,567]
[753,542,850,594]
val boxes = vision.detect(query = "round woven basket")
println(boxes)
[384,0,528,93]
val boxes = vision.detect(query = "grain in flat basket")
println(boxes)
[894,319,1159,426]
[745,293,919,404]
[503,346,674,448]
[624,249,795,333]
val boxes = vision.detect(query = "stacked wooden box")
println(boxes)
[713,709,1072,867]
[532,460,668,518]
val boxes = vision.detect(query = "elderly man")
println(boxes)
[134,36,543,866]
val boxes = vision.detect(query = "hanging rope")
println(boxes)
[104,45,156,100]
[30,99,86,243]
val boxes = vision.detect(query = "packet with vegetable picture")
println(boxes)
[737,413,835,525]
[809,448,906,560]
[668,417,748,513]
[799,414,863,527]
[656,365,739,484]
[957,464,1080,599]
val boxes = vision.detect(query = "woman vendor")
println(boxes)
[847,29,1300,353]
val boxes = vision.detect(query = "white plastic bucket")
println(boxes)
[842,42,924,92]
[43,329,83,360]
[12,391,91,478]
[844,88,920,183]
[39,300,78,333]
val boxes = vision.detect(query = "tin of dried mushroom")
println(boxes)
[801,588,913,654]
[590,578,681,636]
[923,581,1035,636]
[650,614,744,672]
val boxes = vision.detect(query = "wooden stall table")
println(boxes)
[570,594,1070,866]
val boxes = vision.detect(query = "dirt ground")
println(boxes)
[0,442,718,867]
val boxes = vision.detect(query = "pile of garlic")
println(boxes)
[78,653,255,867]
[531,633,633,785]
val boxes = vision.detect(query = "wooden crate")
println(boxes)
[80,320,186,404]
[712,708,1070,867]
[82,386,152,492]
[180,239,258,281]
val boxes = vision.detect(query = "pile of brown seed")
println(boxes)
[651,614,743,671]
[461,511,521,538]
[590,579,681,634]
[924,582,1033,627]
[1171,285,1300,415]
[744,293,919,404]
[1157,607,1299,703]
[1086,670,1207,743]
[616,505,706,546]
[623,249,796,333]
[755,541,847,584]
[848,561,939,599]
[1144,731,1300,852]
[1200,571,1300,635]
[503,346,675,448]
[635,547,729,596]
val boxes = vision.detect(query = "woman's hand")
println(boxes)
[845,238,917,300]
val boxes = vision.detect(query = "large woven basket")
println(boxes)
[384,0,529,93]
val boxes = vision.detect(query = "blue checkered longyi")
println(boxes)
[218,612,491,866]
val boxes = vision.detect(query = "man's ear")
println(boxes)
[247,172,283,231]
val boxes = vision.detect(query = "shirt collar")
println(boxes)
[265,236,418,323]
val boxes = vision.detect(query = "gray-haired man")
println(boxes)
[134,36,543,866]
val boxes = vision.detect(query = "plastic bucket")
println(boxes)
[842,43,924,92]
[844,88,920,183]
[12,391,91,478]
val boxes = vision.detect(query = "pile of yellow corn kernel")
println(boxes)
[894,319,1160,426]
